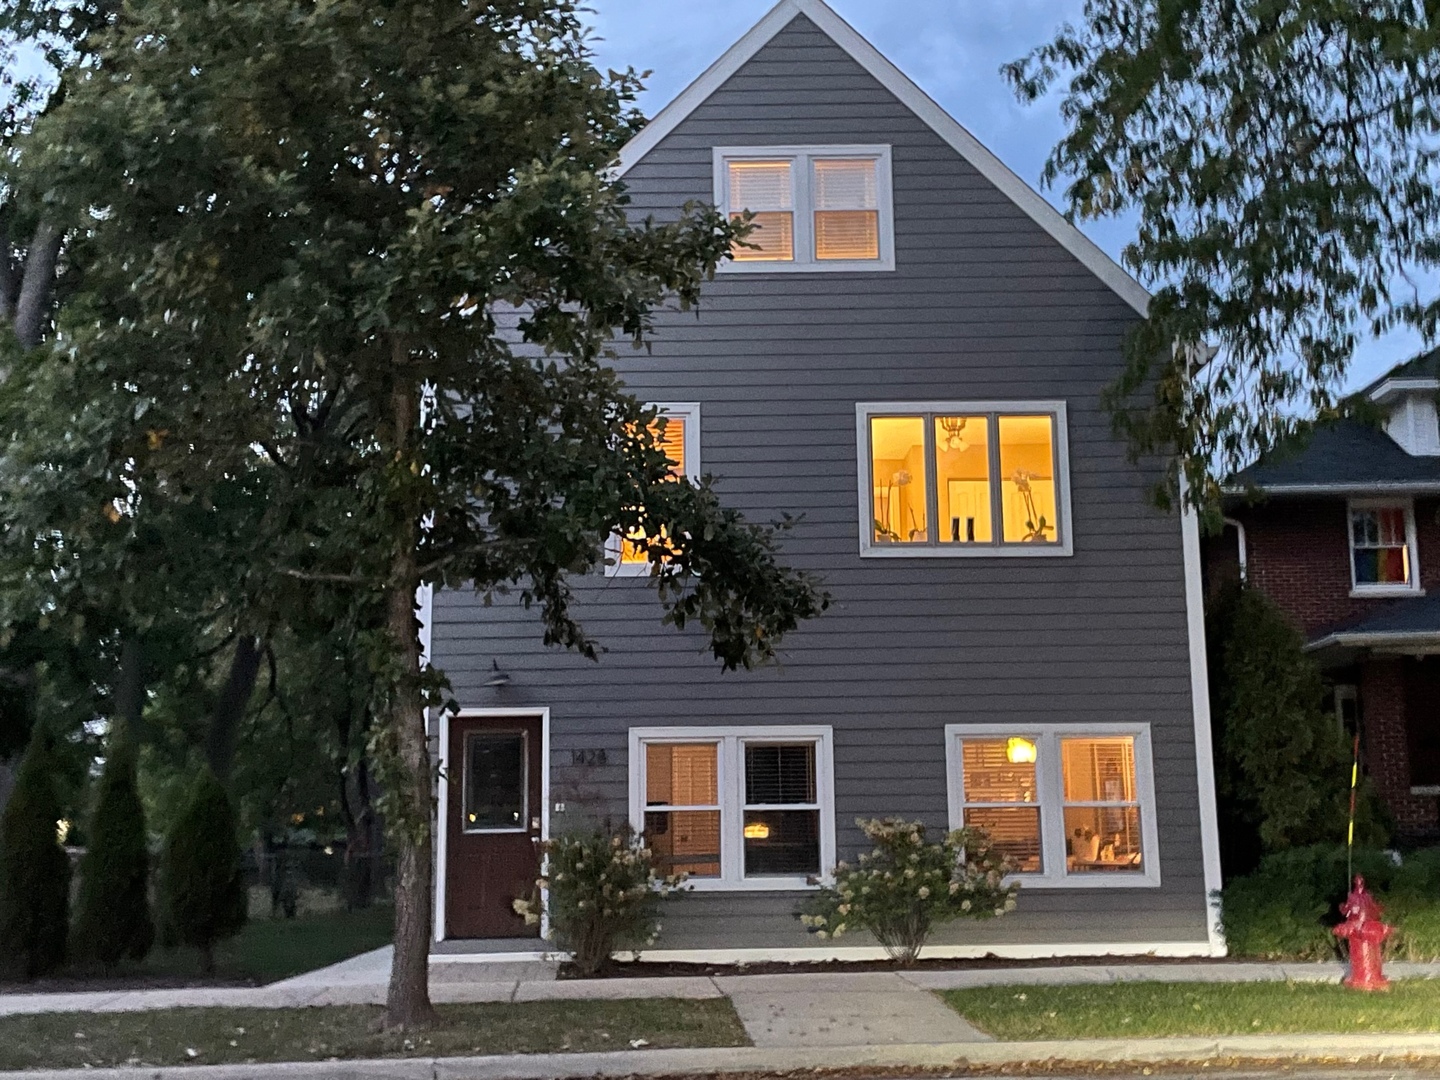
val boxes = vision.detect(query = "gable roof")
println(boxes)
[1228,417,1440,495]
[614,0,1151,318]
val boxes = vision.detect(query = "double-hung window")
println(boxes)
[606,403,701,577]
[945,724,1160,887]
[715,146,894,272]
[630,727,835,890]
[857,402,1072,557]
[1348,499,1420,595]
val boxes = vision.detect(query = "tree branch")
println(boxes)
[279,567,375,584]
[13,221,63,350]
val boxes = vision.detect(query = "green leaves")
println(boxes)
[1008,0,1440,505]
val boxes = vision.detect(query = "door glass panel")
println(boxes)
[463,732,527,832]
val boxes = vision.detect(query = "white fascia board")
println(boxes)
[1307,630,1440,652]
[613,0,1152,319]
[1369,377,1440,405]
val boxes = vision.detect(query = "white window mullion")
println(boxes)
[719,736,740,884]
[1036,733,1066,883]
[793,157,813,264]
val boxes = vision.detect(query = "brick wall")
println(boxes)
[1219,496,1440,839]
[1361,657,1440,836]
[1232,497,1440,636]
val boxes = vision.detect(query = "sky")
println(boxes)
[585,0,1425,394]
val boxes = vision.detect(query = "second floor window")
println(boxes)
[1349,500,1419,593]
[857,402,1073,557]
[715,146,895,272]
[608,403,700,577]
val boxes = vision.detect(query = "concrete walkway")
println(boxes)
[9,954,1440,1019]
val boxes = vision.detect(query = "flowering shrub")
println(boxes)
[801,818,1019,965]
[513,827,686,975]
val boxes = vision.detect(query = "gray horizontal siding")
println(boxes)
[652,892,1208,952]
[431,14,1211,950]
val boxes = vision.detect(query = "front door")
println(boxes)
[445,714,543,939]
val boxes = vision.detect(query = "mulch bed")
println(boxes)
[558,952,1260,980]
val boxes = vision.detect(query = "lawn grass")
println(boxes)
[0,999,748,1070]
[2,905,395,992]
[942,979,1440,1040]
[175,904,395,983]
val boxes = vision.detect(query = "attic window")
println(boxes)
[715,146,894,272]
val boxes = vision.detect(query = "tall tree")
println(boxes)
[14,0,826,1029]
[1007,1,1440,503]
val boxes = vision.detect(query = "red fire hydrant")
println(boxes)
[1333,875,1394,991]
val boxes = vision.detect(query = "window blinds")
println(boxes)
[813,158,879,260]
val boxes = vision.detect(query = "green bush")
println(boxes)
[159,766,246,973]
[0,727,72,979]
[514,827,683,975]
[1207,586,1385,872]
[1220,844,1440,960]
[801,818,1019,965]
[73,740,155,969]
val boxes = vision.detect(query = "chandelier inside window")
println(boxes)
[939,416,969,452]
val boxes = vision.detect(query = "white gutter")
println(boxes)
[1223,482,1440,496]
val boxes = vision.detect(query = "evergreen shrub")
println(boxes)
[73,741,155,968]
[0,727,72,979]
[159,766,246,972]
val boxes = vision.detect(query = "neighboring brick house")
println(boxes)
[1213,353,1440,840]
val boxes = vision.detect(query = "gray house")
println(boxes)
[424,0,1224,961]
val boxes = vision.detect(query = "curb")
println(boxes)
[9,1034,1440,1080]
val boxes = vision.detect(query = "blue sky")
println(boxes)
[587,0,1424,393]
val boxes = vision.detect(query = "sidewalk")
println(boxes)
[5,951,1440,1018]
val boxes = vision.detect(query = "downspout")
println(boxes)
[1223,517,1248,584]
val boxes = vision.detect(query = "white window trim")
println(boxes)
[629,725,836,892]
[1347,496,1423,598]
[713,145,896,273]
[855,401,1074,558]
[606,402,702,578]
[944,722,1161,889]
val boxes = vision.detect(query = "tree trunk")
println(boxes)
[381,363,436,1031]
[13,221,63,350]
[113,638,146,742]
[207,635,262,780]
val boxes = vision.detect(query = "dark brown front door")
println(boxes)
[445,714,542,939]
